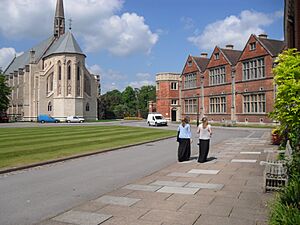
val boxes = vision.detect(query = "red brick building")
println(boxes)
[155,72,181,121]
[234,34,285,123]
[181,54,209,122]
[156,34,285,123]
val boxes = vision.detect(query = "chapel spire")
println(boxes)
[54,0,65,38]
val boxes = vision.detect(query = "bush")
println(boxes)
[269,153,300,225]
[270,49,300,150]
[269,200,300,225]
[123,117,143,120]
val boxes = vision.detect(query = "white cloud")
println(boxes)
[128,80,155,89]
[83,13,158,56]
[88,64,127,93]
[136,72,151,79]
[180,17,195,30]
[0,0,158,56]
[188,10,283,51]
[0,47,23,71]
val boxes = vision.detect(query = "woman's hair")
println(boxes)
[202,117,208,128]
[181,117,189,127]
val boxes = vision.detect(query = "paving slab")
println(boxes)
[140,209,200,224]
[150,180,188,187]
[52,210,112,225]
[156,186,200,195]
[126,190,171,201]
[167,172,199,177]
[97,205,149,220]
[240,151,261,155]
[188,169,220,174]
[122,184,162,192]
[133,198,185,210]
[101,217,162,225]
[194,215,256,225]
[185,182,224,190]
[95,195,140,206]
[231,159,257,163]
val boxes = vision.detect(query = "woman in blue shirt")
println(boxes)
[177,117,192,162]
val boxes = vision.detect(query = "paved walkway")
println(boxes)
[38,131,276,225]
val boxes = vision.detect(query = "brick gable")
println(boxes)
[182,55,200,74]
[239,35,269,61]
[206,47,229,68]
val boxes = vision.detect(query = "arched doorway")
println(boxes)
[171,108,177,121]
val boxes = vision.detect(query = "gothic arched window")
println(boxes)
[86,103,90,111]
[67,61,71,80]
[47,73,54,94]
[84,75,91,96]
[58,61,62,80]
[48,102,52,111]
[77,64,80,81]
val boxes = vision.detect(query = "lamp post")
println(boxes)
[196,96,200,127]
[194,93,200,127]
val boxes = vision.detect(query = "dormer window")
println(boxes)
[187,60,192,67]
[214,53,219,60]
[250,42,256,51]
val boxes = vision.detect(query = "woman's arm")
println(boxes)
[208,125,212,136]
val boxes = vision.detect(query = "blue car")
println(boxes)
[37,114,60,123]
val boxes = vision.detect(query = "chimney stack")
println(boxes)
[30,49,36,64]
[200,52,208,58]
[258,34,268,39]
[225,44,234,49]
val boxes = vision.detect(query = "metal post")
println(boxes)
[196,96,200,127]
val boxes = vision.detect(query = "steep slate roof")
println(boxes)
[220,48,242,66]
[4,31,84,75]
[43,31,85,58]
[257,37,285,56]
[192,56,209,72]
[4,37,54,75]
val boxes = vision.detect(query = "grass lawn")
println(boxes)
[0,126,176,170]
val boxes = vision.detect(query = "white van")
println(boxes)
[147,113,168,126]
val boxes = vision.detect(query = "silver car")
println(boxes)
[66,116,85,123]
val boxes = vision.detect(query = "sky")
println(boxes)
[0,0,284,94]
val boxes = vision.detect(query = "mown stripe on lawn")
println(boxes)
[0,130,175,168]
[0,126,128,139]
[0,127,144,150]
[0,130,169,158]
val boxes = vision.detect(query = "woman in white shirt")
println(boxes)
[177,117,192,162]
[197,117,212,163]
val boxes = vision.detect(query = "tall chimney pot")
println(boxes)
[258,34,268,39]
[200,52,208,58]
[225,44,234,49]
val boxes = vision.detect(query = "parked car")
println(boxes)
[147,113,168,126]
[0,112,9,123]
[37,114,60,123]
[66,116,85,123]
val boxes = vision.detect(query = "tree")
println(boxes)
[122,86,137,117]
[0,71,11,112]
[98,89,122,119]
[270,49,300,150]
[137,85,156,118]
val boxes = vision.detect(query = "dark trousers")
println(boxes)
[198,139,210,163]
[178,138,191,162]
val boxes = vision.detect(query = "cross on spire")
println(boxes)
[68,18,72,30]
